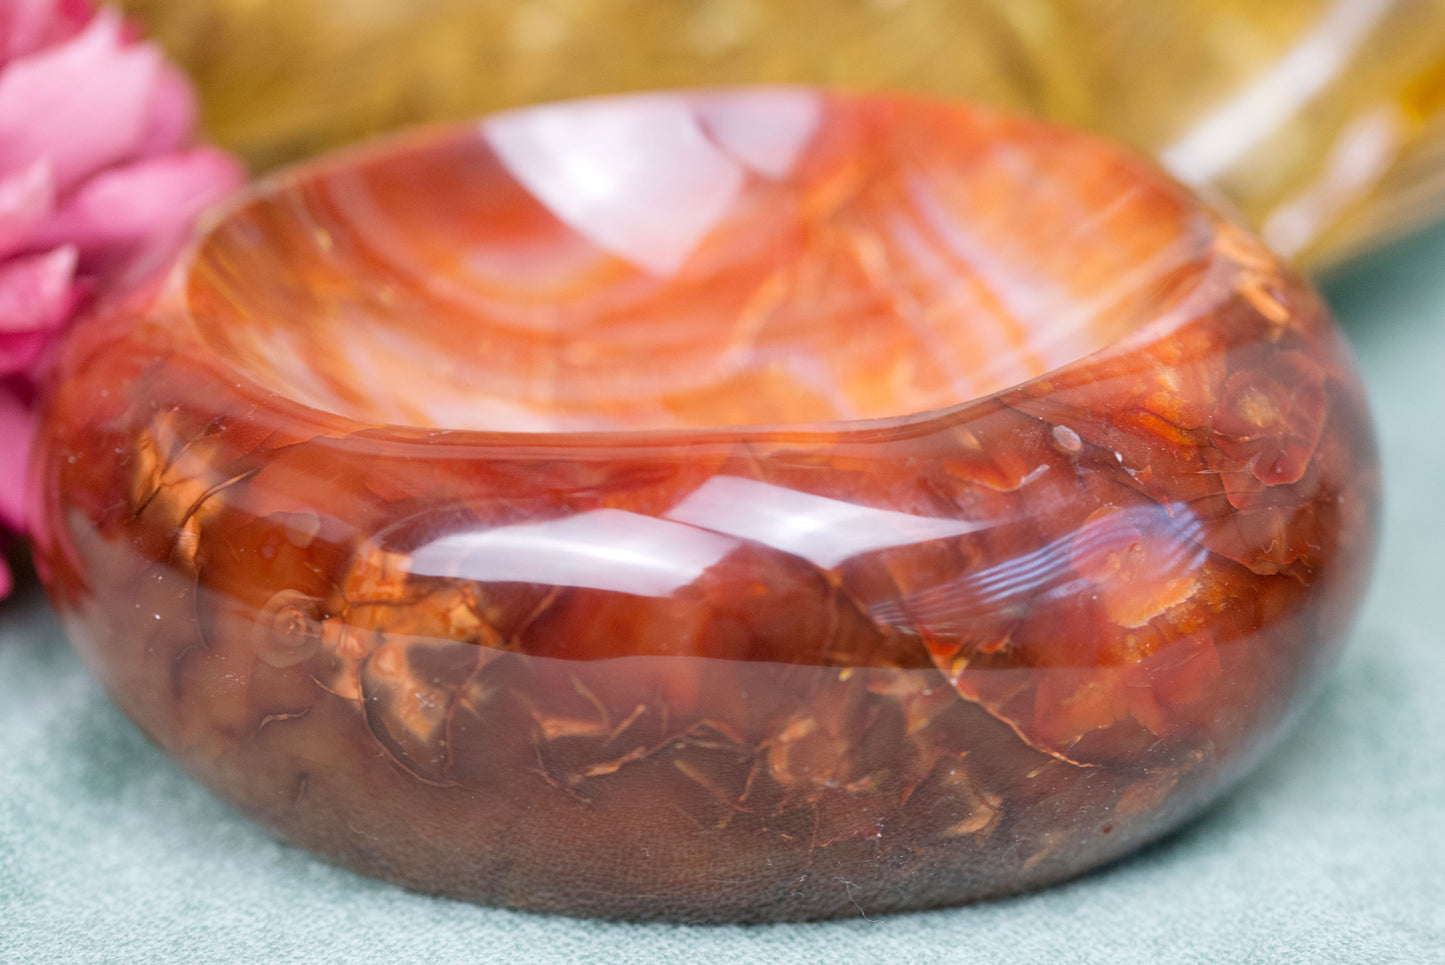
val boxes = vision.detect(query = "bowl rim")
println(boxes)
[164,85,1249,451]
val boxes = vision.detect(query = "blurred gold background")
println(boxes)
[121,0,1445,267]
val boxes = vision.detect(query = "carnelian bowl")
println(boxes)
[30,89,1378,922]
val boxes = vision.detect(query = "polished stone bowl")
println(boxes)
[30,88,1378,922]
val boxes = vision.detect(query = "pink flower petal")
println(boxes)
[136,62,197,156]
[0,245,77,335]
[0,0,76,64]
[0,379,34,531]
[0,160,55,259]
[32,148,241,282]
[0,9,162,193]
[0,330,49,375]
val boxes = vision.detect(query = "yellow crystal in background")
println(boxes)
[122,0,1445,267]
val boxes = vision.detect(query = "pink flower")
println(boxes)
[0,0,244,598]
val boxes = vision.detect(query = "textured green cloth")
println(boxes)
[3,226,1443,965]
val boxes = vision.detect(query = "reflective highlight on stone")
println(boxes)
[30,90,1379,922]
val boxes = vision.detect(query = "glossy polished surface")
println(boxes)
[30,90,1379,922]
[120,0,1445,268]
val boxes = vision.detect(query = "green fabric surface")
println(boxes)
[2,224,1443,965]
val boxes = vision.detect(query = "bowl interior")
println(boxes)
[186,89,1208,432]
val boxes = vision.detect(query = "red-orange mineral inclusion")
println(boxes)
[31,89,1378,922]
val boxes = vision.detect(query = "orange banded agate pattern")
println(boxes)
[30,89,1378,922]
